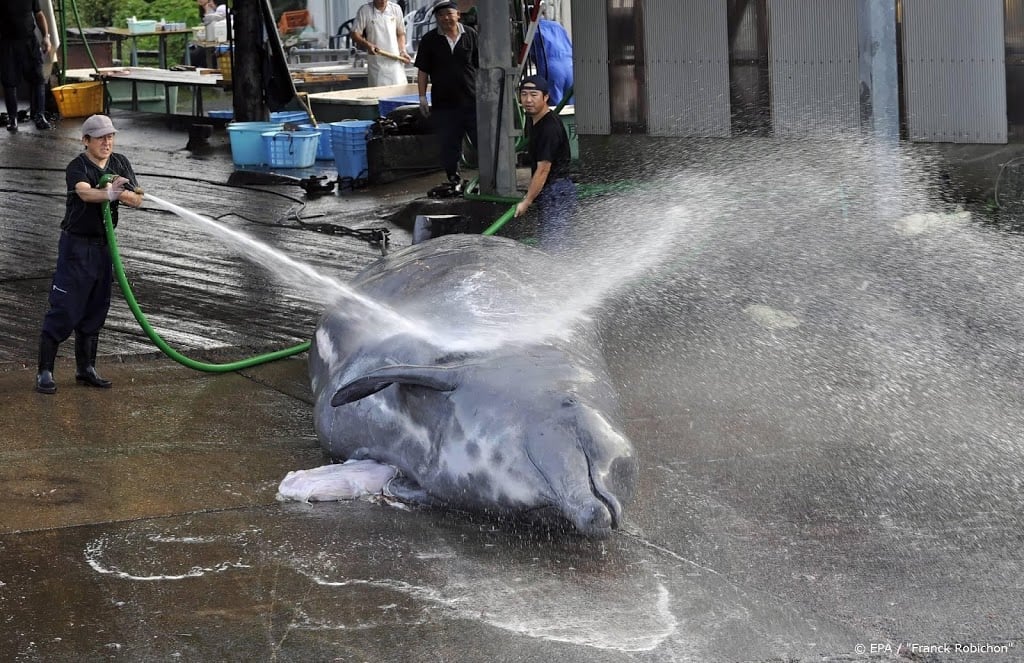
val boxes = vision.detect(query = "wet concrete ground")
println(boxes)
[2,113,1023,662]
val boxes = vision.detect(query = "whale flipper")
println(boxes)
[331,365,460,406]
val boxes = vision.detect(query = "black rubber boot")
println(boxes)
[428,176,462,199]
[35,334,58,394]
[75,333,112,388]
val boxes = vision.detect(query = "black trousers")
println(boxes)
[431,104,477,179]
[1,38,46,118]
[40,232,113,343]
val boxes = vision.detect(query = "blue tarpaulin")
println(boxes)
[530,19,574,106]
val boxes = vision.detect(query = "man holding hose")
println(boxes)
[35,114,144,394]
[514,75,575,252]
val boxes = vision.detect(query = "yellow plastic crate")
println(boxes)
[52,82,104,118]
[218,53,232,85]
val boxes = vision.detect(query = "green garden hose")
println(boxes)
[482,204,518,235]
[97,177,528,370]
[99,176,309,372]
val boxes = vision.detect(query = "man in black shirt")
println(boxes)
[0,0,53,131]
[414,1,479,186]
[514,75,575,251]
[35,115,145,394]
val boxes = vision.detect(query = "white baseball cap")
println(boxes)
[81,114,117,138]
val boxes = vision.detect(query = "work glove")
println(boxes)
[418,96,430,118]
[106,176,132,201]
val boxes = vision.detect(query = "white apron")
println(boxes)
[368,53,408,87]
[356,3,408,87]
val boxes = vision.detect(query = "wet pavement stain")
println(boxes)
[3,475,87,506]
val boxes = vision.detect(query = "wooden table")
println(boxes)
[65,67,224,117]
[94,27,197,68]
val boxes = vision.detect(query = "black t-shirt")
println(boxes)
[0,0,41,41]
[414,26,479,108]
[525,110,571,185]
[61,152,139,236]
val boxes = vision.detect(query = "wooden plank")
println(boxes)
[65,67,223,87]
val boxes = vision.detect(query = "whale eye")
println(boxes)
[561,396,578,407]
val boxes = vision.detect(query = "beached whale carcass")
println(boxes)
[305,234,638,538]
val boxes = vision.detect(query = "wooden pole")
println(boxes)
[232,0,266,121]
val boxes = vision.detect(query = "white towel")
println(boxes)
[276,459,398,502]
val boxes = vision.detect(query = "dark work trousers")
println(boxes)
[1,38,46,118]
[536,177,578,253]
[431,104,477,179]
[41,232,113,343]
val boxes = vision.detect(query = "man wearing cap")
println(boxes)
[34,114,145,394]
[351,0,411,87]
[0,0,54,131]
[514,75,575,251]
[414,1,479,188]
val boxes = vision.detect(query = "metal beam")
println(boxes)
[858,0,899,140]
[476,1,518,196]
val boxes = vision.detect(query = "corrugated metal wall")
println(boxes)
[902,0,1006,143]
[643,0,731,136]
[767,0,861,136]
[1005,0,1024,126]
[572,0,1011,142]
[570,2,611,134]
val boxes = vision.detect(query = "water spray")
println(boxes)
[95,170,601,371]
[98,174,311,372]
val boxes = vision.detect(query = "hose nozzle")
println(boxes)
[98,173,143,195]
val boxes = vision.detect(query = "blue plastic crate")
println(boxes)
[331,137,368,179]
[262,130,319,168]
[329,120,374,179]
[328,119,374,141]
[378,93,428,117]
[208,109,233,120]
[299,123,333,160]
[333,145,368,180]
[270,110,311,125]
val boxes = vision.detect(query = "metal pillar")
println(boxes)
[858,0,899,140]
[53,0,74,83]
[476,2,518,197]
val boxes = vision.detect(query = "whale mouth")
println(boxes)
[582,450,627,532]
[525,443,629,538]
[569,499,615,539]
[570,407,637,535]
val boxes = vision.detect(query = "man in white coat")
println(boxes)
[351,0,411,87]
